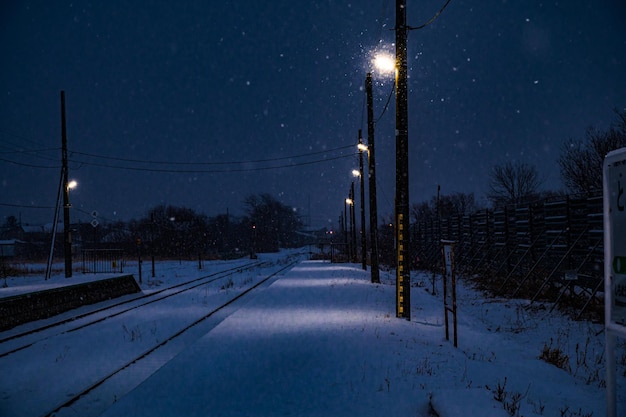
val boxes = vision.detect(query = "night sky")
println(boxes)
[1,1,625,230]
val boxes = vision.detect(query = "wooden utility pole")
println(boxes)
[350,182,357,263]
[61,91,72,278]
[395,0,410,319]
[358,130,367,271]
[366,73,380,283]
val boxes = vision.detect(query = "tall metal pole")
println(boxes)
[343,204,348,256]
[61,91,72,278]
[395,0,410,319]
[366,73,380,283]
[358,130,367,270]
[350,182,357,262]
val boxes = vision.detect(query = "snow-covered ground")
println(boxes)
[1,252,624,416]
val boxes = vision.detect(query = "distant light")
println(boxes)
[67,180,78,190]
[352,169,360,177]
[346,198,353,205]
[373,53,395,74]
[357,143,368,152]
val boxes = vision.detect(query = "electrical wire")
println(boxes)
[67,152,357,174]
[0,127,358,173]
[0,156,60,169]
[0,202,55,209]
[369,0,453,124]
[409,0,453,30]
[0,147,59,155]
[68,144,355,166]
[375,82,396,124]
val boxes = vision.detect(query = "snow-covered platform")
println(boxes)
[99,260,588,417]
[0,273,140,331]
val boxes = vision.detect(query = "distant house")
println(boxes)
[0,221,84,260]
[0,239,36,259]
[0,240,16,258]
[0,223,60,259]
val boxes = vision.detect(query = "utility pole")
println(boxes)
[358,130,367,270]
[395,0,411,319]
[61,91,72,278]
[343,205,348,257]
[350,182,357,263]
[366,72,380,283]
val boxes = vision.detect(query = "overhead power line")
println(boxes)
[0,202,56,209]
[68,152,357,173]
[69,144,355,166]
[409,0,453,30]
[0,156,60,169]
[0,129,358,173]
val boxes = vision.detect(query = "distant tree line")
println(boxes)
[1,193,306,260]
[120,193,304,257]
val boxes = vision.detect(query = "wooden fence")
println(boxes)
[412,192,604,319]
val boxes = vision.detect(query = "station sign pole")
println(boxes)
[603,147,626,417]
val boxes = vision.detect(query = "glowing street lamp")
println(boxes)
[373,52,396,75]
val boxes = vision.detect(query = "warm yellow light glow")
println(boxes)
[352,169,360,177]
[373,53,395,74]
[357,143,368,152]
[67,180,78,190]
[345,198,353,205]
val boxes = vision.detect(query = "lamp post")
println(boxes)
[350,182,357,263]
[60,90,74,278]
[343,205,348,258]
[345,190,355,263]
[370,51,396,283]
[364,52,394,282]
[355,131,367,271]
[63,179,77,278]
[364,72,381,283]
[350,166,366,269]
[395,0,411,319]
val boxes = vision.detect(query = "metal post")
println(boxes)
[366,72,380,283]
[395,0,410,319]
[150,214,156,278]
[61,91,72,278]
[343,205,348,258]
[358,130,367,270]
[136,238,143,284]
[350,182,357,262]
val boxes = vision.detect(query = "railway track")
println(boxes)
[44,260,297,417]
[0,260,266,357]
[0,254,302,417]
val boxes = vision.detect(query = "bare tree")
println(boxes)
[487,161,542,207]
[244,193,302,252]
[411,192,478,223]
[559,109,626,195]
